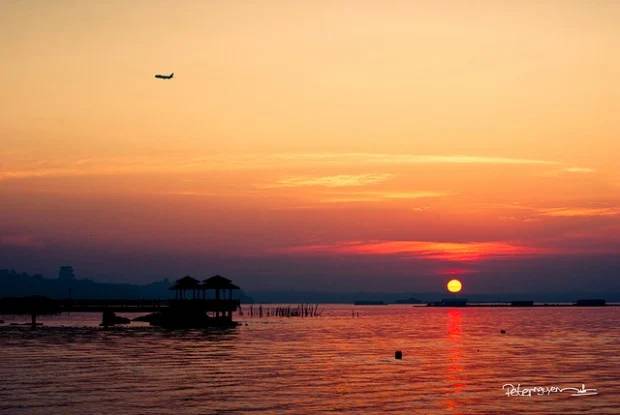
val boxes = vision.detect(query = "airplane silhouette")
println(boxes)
[154,72,174,80]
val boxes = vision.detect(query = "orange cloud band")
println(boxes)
[280,240,548,262]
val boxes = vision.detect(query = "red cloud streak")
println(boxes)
[280,240,550,262]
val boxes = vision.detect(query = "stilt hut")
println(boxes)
[201,275,240,320]
[155,275,241,327]
[169,276,200,300]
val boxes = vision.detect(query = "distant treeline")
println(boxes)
[247,290,620,304]
[2,269,619,303]
[0,269,254,302]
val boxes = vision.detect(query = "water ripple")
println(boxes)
[0,306,618,414]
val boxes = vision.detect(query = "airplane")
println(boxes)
[154,72,174,80]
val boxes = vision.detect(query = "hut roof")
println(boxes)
[169,275,201,290]
[202,275,240,290]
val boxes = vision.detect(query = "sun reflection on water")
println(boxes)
[444,309,465,413]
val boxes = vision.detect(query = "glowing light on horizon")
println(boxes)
[447,279,462,293]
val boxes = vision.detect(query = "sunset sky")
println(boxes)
[1,0,619,293]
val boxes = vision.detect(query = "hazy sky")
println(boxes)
[1,0,619,293]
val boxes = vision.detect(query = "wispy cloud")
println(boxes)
[162,191,220,197]
[273,153,558,166]
[279,240,546,262]
[0,158,175,182]
[0,155,262,182]
[563,167,595,174]
[319,191,446,203]
[486,203,620,219]
[0,152,578,183]
[537,207,619,217]
[269,173,393,188]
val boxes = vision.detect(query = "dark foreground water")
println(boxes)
[0,306,619,414]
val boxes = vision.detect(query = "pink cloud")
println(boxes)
[278,240,549,262]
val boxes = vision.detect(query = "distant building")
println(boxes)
[58,266,76,281]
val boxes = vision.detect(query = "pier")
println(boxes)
[0,275,242,329]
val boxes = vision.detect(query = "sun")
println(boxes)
[447,279,462,293]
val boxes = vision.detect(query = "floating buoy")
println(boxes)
[500,329,506,334]
[395,350,403,360]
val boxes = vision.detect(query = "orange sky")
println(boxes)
[1,1,619,292]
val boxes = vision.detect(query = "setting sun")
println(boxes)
[447,279,462,293]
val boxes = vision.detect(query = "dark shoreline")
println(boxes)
[424,303,619,307]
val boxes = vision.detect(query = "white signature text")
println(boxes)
[502,384,598,397]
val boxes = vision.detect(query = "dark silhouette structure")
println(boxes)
[203,275,240,320]
[394,297,423,304]
[429,298,468,307]
[58,266,76,281]
[100,310,131,327]
[0,274,242,329]
[154,72,174,79]
[170,276,201,300]
[147,274,241,328]
[511,300,534,307]
[0,296,60,327]
[575,299,606,306]
[202,275,240,299]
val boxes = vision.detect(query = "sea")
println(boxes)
[0,305,618,414]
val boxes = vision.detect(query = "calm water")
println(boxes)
[1,306,619,414]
